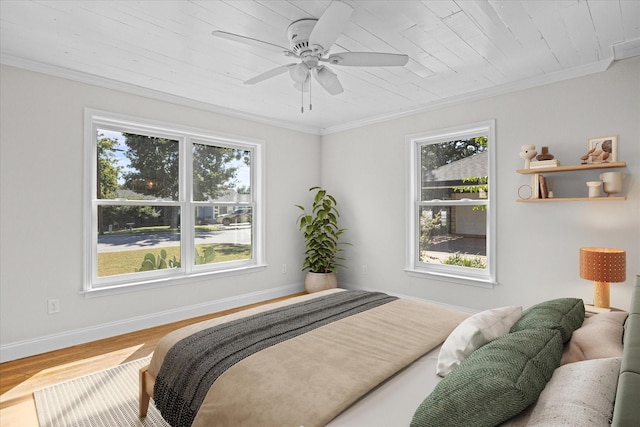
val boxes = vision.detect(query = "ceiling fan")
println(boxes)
[212,0,409,110]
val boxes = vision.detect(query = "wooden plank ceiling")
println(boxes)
[1,1,639,133]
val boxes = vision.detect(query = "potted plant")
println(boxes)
[296,186,347,293]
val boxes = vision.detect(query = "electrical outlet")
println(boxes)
[48,299,60,314]
[281,264,287,274]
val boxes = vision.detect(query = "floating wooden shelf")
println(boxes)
[517,196,626,203]
[516,161,627,202]
[517,162,626,175]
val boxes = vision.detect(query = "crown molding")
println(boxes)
[1,54,619,137]
[0,54,322,136]
[613,38,640,60]
[319,58,615,135]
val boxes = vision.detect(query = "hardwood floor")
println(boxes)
[0,292,304,426]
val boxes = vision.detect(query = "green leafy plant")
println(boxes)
[453,175,488,194]
[419,211,443,251]
[194,246,216,265]
[136,246,216,271]
[452,135,489,211]
[444,252,487,269]
[295,186,347,273]
[136,249,180,271]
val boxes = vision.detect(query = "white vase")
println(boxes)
[587,181,603,198]
[304,272,338,293]
[600,172,624,196]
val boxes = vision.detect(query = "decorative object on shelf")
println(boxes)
[531,175,538,198]
[546,179,554,198]
[538,175,549,198]
[581,135,618,164]
[531,174,552,199]
[600,172,624,196]
[530,159,560,169]
[517,184,532,200]
[531,174,541,198]
[536,146,555,161]
[519,144,537,169]
[579,247,626,309]
[586,181,603,198]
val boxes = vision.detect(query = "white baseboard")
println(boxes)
[0,283,304,363]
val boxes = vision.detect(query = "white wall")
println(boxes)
[0,65,320,360]
[322,57,639,312]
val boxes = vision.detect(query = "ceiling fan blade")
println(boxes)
[212,30,294,55]
[323,52,409,67]
[313,66,344,95]
[244,63,297,85]
[308,1,353,53]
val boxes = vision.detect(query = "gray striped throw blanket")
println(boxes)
[153,290,398,427]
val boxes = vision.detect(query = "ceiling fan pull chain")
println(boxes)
[301,83,304,113]
[309,78,313,111]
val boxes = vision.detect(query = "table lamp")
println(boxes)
[579,247,626,309]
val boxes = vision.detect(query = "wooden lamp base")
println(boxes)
[593,281,610,308]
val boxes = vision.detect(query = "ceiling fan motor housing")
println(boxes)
[287,19,318,56]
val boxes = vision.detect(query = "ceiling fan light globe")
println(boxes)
[314,66,343,95]
[293,81,310,93]
[289,63,309,83]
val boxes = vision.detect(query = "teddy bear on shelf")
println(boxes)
[581,139,612,164]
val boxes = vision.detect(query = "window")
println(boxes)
[84,110,264,294]
[406,120,495,287]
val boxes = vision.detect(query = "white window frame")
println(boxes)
[83,109,265,296]
[405,120,496,288]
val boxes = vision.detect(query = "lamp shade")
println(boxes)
[579,247,626,283]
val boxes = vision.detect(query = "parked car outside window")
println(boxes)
[216,207,251,226]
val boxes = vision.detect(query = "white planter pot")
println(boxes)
[600,172,624,196]
[304,272,338,293]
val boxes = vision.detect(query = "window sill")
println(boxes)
[404,268,495,289]
[83,264,267,298]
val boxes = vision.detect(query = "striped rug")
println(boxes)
[34,356,169,427]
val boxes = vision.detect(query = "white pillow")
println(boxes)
[561,311,627,365]
[436,305,522,376]
[525,357,621,426]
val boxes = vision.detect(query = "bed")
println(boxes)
[139,289,470,426]
[140,279,640,427]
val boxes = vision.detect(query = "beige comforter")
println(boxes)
[149,289,469,427]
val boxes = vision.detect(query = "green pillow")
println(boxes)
[510,298,584,342]
[411,329,563,427]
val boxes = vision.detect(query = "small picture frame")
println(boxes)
[584,135,618,163]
